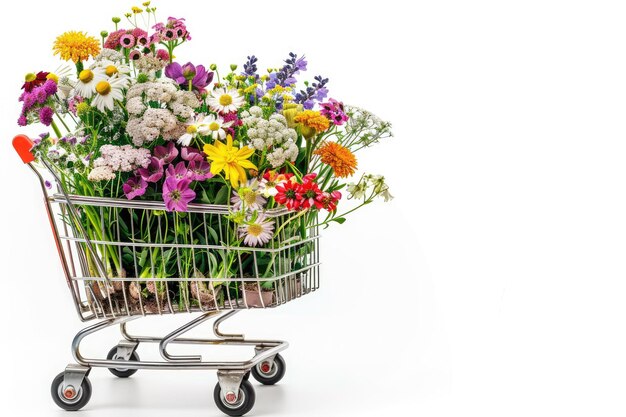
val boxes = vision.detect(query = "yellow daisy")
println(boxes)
[203,135,257,187]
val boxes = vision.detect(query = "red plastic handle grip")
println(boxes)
[12,134,35,164]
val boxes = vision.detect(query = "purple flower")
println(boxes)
[35,88,47,104]
[43,79,57,96]
[188,160,213,181]
[295,75,329,109]
[137,157,164,182]
[165,62,213,91]
[166,161,189,180]
[38,106,53,126]
[44,180,52,189]
[17,115,27,126]
[153,141,179,164]
[123,176,148,200]
[162,177,196,212]
[181,146,204,162]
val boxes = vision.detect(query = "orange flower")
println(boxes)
[314,141,357,178]
[294,110,330,138]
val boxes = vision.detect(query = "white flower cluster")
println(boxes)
[93,144,151,172]
[345,105,393,147]
[126,108,186,146]
[134,53,167,75]
[125,79,200,146]
[87,166,117,182]
[240,106,298,168]
[94,49,124,63]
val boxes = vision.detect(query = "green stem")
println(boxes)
[54,111,71,133]
[50,120,63,139]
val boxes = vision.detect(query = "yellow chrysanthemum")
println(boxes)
[203,135,257,187]
[52,31,101,63]
[294,110,330,138]
[314,141,357,178]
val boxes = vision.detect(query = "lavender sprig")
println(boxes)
[243,55,258,78]
[295,75,329,109]
[266,52,307,89]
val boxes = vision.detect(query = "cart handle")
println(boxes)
[12,134,35,164]
[13,134,112,286]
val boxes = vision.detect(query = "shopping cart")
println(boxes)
[12,135,321,416]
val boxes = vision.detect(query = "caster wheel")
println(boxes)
[51,372,92,411]
[213,379,255,416]
[243,371,250,381]
[251,353,286,385]
[107,346,140,378]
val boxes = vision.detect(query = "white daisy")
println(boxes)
[73,68,105,99]
[238,214,274,247]
[99,61,132,89]
[207,87,245,113]
[178,114,212,146]
[231,179,267,211]
[205,114,233,140]
[91,75,127,112]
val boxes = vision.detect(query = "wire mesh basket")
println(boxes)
[48,188,320,321]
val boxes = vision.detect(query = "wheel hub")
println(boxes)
[224,391,238,404]
[260,361,271,373]
[63,386,77,400]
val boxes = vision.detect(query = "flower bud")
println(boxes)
[100,31,108,38]
[137,73,149,83]
[230,64,237,71]
[282,103,303,128]
[209,64,217,71]
[112,17,121,23]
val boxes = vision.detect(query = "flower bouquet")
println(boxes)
[16,3,393,317]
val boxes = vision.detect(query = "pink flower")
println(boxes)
[156,49,170,62]
[181,146,203,162]
[166,161,189,180]
[119,34,135,48]
[137,157,163,182]
[104,29,126,49]
[162,177,195,212]
[153,141,178,164]
[129,50,142,61]
[123,176,148,199]
[188,160,213,181]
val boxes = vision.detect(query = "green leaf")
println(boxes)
[200,190,212,204]
[214,185,229,205]
[331,217,346,224]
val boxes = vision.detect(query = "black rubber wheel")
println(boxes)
[107,346,140,378]
[213,379,256,416]
[50,372,92,411]
[251,353,286,385]
[243,371,250,381]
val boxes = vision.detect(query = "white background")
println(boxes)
[1,0,626,415]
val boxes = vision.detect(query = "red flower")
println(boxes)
[298,180,324,210]
[275,180,302,211]
[22,71,49,92]
[320,190,342,212]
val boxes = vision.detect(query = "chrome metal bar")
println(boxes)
[28,163,87,321]
[213,310,244,340]
[159,311,221,362]
[51,193,290,216]
[41,160,111,286]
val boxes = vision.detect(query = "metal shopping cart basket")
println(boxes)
[12,135,320,416]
